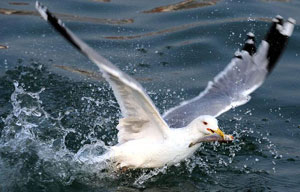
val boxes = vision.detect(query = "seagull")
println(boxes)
[35,2,295,169]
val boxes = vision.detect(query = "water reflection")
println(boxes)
[54,65,153,82]
[0,8,38,16]
[8,2,29,6]
[54,65,104,81]
[0,45,8,49]
[105,17,273,40]
[0,8,133,25]
[261,0,290,2]
[91,0,111,2]
[143,0,220,13]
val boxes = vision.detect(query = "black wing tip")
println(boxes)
[35,1,48,21]
[35,1,81,50]
[288,17,296,25]
[275,15,283,25]
[247,32,255,40]
[266,15,295,39]
[265,15,296,73]
[238,15,295,72]
[234,51,242,59]
[242,32,256,56]
[35,2,65,36]
[35,1,61,27]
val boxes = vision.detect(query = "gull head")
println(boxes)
[188,115,225,147]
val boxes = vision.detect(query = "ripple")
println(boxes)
[54,65,153,82]
[0,45,8,49]
[261,0,290,2]
[143,0,220,13]
[0,7,133,25]
[8,2,30,6]
[105,17,272,40]
[91,0,111,2]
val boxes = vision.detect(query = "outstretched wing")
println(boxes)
[35,2,170,143]
[163,16,295,128]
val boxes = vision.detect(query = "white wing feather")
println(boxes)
[35,2,170,143]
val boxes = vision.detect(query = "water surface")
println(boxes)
[0,0,300,191]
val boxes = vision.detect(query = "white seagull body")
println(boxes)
[35,2,295,169]
[111,115,227,168]
[111,127,196,168]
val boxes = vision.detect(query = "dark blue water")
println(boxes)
[1,0,300,191]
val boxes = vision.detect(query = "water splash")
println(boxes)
[0,79,115,190]
[0,64,284,190]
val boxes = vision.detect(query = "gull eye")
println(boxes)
[203,121,208,125]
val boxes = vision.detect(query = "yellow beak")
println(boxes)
[215,128,225,139]
[188,128,226,148]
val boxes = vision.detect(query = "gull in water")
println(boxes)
[35,2,295,169]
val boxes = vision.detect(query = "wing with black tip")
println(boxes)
[35,2,171,143]
[163,16,295,128]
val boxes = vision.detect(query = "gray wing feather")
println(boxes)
[163,16,295,128]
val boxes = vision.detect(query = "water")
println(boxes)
[1,0,300,191]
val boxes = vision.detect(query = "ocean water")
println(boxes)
[1,0,300,191]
